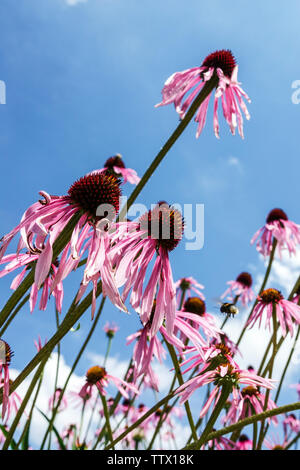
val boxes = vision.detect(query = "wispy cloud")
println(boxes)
[65,0,87,6]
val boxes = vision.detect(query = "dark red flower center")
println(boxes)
[214,343,232,357]
[179,278,192,291]
[86,366,107,384]
[68,173,121,219]
[0,339,13,366]
[241,386,259,398]
[260,288,283,304]
[202,50,236,78]
[183,297,206,316]
[266,208,288,224]
[104,154,126,169]
[139,203,184,252]
[239,434,250,443]
[236,272,253,288]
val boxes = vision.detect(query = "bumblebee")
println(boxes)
[220,302,239,317]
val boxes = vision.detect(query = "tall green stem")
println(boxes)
[236,239,277,348]
[118,75,218,222]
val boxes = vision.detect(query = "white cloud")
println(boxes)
[65,0,87,6]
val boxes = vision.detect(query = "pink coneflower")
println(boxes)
[176,363,275,420]
[48,388,68,412]
[34,335,47,353]
[251,208,300,258]
[223,385,278,426]
[89,154,140,186]
[221,272,254,307]
[264,434,289,450]
[175,276,205,305]
[156,49,250,139]
[175,297,221,350]
[291,285,300,305]
[126,324,167,390]
[79,365,139,400]
[283,413,300,434]
[111,203,184,338]
[247,288,300,337]
[0,339,13,420]
[210,333,241,358]
[179,341,239,376]
[236,434,253,450]
[0,379,22,424]
[205,433,236,450]
[0,253,64,313]
[0,173,127,318]
[103,321,119,338]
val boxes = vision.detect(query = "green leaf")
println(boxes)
[0,424,18,450]
[71,323,81,332]
[21,421,30,450]
[37,408,67,450]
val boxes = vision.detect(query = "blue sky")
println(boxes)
[0,0,300,447]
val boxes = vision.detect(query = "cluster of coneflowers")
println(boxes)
[0,49,300,451]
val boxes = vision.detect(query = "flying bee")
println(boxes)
[219,302,239,318]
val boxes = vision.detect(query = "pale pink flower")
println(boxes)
[247,288,300,337]
[0,173,127,319]
[264,434,289,450]
[103,321,119,338]
[156,49,250,139]
[223,385,278,426]
[176,363,275,420]
[89,154,140,185]
[205,434,236,450]
[0,253,64,313]
[251,208,300,258]
[236,434,253,450]
[175,276,205,304]
[126,325,167,390]
[111,203,184,338]
[291,285,300,305]
[174,297,221,352]
[210,334,241,358]
[34,335,47,352]
[179,341,239,377]
[221,272,254,307]
[283,413,300,434]
[48,388,68,412]
[79,366,139,400]
[0,379,22,424]
[0,339,13,420]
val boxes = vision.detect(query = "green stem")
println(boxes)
[285,431,300,450]
[16,371,44,449]
[104,390,177,450]
[118,75,219,222]
[275,324,300,404]
[2,356,49,450]
[0,212,82,329]
[39,294,105,449]
[2,283,102,406]
[236,239,277,348]
[184,401,300,450]
[104,337,112,368]
[165,341,198,442]
[194,383,232,450]
[254,304,277,450]
[147,374,177,450]
[0,294,30,337]
[99,392,114,449]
